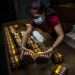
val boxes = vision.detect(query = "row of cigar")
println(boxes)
[4,25,20,69]
[8,24,49,59]
[4,25,42,63]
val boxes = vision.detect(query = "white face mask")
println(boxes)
[33,15,45,24]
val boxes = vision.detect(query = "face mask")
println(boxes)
[33,15,45,24]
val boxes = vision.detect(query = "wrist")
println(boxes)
[48,47,53,52]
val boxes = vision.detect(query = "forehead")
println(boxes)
[31,0,40,10]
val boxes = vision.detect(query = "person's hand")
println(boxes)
[46,47,53,54]
[20,49,34,60]
[37,47,53,56]
[24,48,34,55]
[20,46,34,55]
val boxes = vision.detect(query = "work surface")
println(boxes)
[12,42,75,75]
[3,23,75,75]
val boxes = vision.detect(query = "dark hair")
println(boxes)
[31,0,57,16]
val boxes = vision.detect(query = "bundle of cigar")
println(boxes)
[9,25,49,60]
[4,26,20,69]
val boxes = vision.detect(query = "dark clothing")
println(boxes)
[32,15,60,33]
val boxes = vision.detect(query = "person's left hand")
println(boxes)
[46,47,53,53]
[37,47,53,56]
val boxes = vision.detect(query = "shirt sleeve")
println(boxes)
[48,16,60,27]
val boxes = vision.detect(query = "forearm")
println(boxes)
[26,23,32,34]
[21,23,32,47]
[51,35,64,49]
[21,32,29,47]
[44,35,64,54]
[45,24,64,53]
[50,24,64,50]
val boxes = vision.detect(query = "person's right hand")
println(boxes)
[20,45,35,58]
[25,48,34,56]
[20,49,34,59]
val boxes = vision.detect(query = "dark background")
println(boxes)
[0,0,16,75]
[0,0,75,75]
